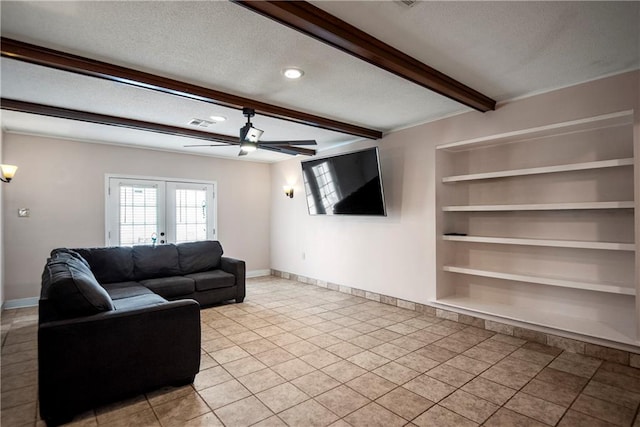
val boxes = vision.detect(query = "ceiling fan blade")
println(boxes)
[283,146,316,156]
[259,145,299,155]
[260,145,316,156]
[258,139,317,146]
[183,144,230,147]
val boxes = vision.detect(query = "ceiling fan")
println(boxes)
[184,107,317,156]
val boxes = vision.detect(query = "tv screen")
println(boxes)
[301,147,386,216]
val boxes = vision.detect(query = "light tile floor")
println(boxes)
[2,276,640,426]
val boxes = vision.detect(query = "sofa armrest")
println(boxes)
[221,257,246,302]
[38,299,201,423]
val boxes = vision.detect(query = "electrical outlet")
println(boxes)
[301,252,306,260]
[18,208,30,218]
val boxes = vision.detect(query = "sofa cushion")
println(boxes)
[102,282,153,300]
[43,253,114,318]
[177,241,223,275]
[139,276,195,299]
[132,244,181,280]
[73,247,134,284]
[185,270,235,291]
[111,293,167,311]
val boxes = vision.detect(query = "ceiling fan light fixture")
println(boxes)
[240,141,258,153]
[282,67,304,79]
[240,122,264,143]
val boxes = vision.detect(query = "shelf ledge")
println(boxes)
[432,296,638,347]
[442,235,635,251]
[443,265,635,295]
[442,158,634,183]
[442,201,635,212]
[436,110,634,151]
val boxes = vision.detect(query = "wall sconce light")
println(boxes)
[0,164,18,183]
[283,186,294,198]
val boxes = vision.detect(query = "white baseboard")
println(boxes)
[247,269,271,278]
[2,297,39,310]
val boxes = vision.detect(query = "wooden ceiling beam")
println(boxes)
[234,1,496,113]
[1,98,317,156]
[0,98,239,143]
[1,37,381,140]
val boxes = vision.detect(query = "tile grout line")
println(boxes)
[273,270,640,365]
[500,349,571,427]
[3,278,640,427]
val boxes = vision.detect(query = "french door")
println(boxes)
[106,177,216,246]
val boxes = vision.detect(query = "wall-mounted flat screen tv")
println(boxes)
[301,147,386,216]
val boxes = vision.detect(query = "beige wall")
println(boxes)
[2,135,271,301]
[271,136,437,304]
[269,70,640,305]
[1,131,5,305]
[2,71,638,304]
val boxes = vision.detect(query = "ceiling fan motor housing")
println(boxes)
[242,107,256,118]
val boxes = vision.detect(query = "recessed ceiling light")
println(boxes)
[210,115,227,122]
[283,68,304,79]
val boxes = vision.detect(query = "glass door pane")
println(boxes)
[107,178,165,246]
[166,182,216,244]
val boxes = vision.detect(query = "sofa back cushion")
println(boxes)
[132,244,181,280]
[73,246,135,284]
[42,251,114,319]
[177,241,223,275]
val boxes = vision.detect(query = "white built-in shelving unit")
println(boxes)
[434,110,638,347]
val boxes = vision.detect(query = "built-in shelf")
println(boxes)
[437,110,634,152]
[442,158,634,183]
[443,265,635,295]
[442,201,635,212]
[442,235,635,251]
[432,296,638,346]
[436,110,637,347]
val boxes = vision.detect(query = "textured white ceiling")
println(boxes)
[1,1,638,162]
[313,1,640,100]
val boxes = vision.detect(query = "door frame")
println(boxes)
[105,173,218,246]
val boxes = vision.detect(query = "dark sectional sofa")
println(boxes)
[38,240,245,426]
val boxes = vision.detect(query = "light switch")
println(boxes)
[18,208,30,218]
